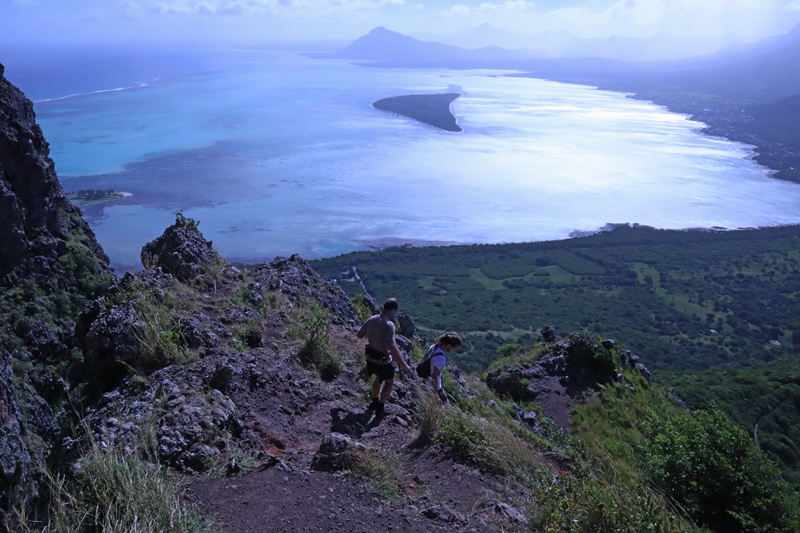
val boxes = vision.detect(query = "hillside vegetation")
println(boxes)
[313,225,800,373]
[1,212,795,532]
[312,224,800,482]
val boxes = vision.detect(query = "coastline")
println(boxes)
[505,71,800,184]
[223,222,800,266]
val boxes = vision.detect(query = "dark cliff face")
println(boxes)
[0,62,111,522]
[0,62,108,283]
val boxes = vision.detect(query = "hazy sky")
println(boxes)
[2,0,800,47]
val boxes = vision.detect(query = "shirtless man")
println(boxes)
[357,298,413,415]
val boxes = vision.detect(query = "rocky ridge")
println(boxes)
[0,62,111,521]
[62,221,552,532]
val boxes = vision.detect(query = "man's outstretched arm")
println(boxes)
[389,342,413,376]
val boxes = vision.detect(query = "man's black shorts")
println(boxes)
[366,360,396,382]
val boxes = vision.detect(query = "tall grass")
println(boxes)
[290,303,342,381]
[13,446,216,533]
[415,388,544,477]
[343,446,402,500]
[132,290,188,372]
[101,277,197,375]
[530,473,694,533]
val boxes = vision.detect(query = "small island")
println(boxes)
[66,188,126,206]
[373,93,462,132]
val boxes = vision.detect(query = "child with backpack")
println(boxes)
[416,332,462,404]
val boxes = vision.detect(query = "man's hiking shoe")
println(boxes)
[368,398,380,411]
[374,402,385,416]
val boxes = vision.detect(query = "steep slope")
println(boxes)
[0,62,112,522]
[54,222,797,531]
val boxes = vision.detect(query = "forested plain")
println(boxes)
[312,224,800,482]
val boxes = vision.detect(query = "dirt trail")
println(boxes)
[188,403,528,533]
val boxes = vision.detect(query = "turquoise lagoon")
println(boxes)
[8,47,800,270]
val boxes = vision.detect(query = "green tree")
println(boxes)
[643,407,799,532]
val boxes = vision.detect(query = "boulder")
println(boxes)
[541,325,556,343]
[395,334,413,355]
[178,318,205,349]
[140,219,218,281]
[208,363,237,394]
[522,411,537,426]
[311,432,352,471]
[157,390,239,472]
[397,313,417,339]
[422,505,466,523]
[492,501,527,525]
[82,300,140,379]
[486,366,540,402]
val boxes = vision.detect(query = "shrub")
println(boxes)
[497,343,524,359]
[436,407,488,466]
[293,303,342,381]
[642,407,800,532]
[565,332,616,383]
[350,295,373,322]
[174,210,199,230]
[531,474,689,533]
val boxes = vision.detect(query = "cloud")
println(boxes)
[442,0,535,17]
[434,0,800,41]
[145,0,401,15]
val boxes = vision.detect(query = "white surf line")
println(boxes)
[34,81,154,104]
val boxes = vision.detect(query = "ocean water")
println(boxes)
[6,46,800,270]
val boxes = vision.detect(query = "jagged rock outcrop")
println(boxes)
[486,332,621,431]
[540,325,556,343]
[362,293,381,315]
[398,313,417,339]
[71,241,364,482]
[72,268,181,390]
[0,63,108,289]
[0,62,111,522]
[252,254,360,326]
[0,357,33,525]
[140,217,218,281]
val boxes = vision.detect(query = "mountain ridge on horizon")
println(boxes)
[340,22,800,68]
[409,21,800,62]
